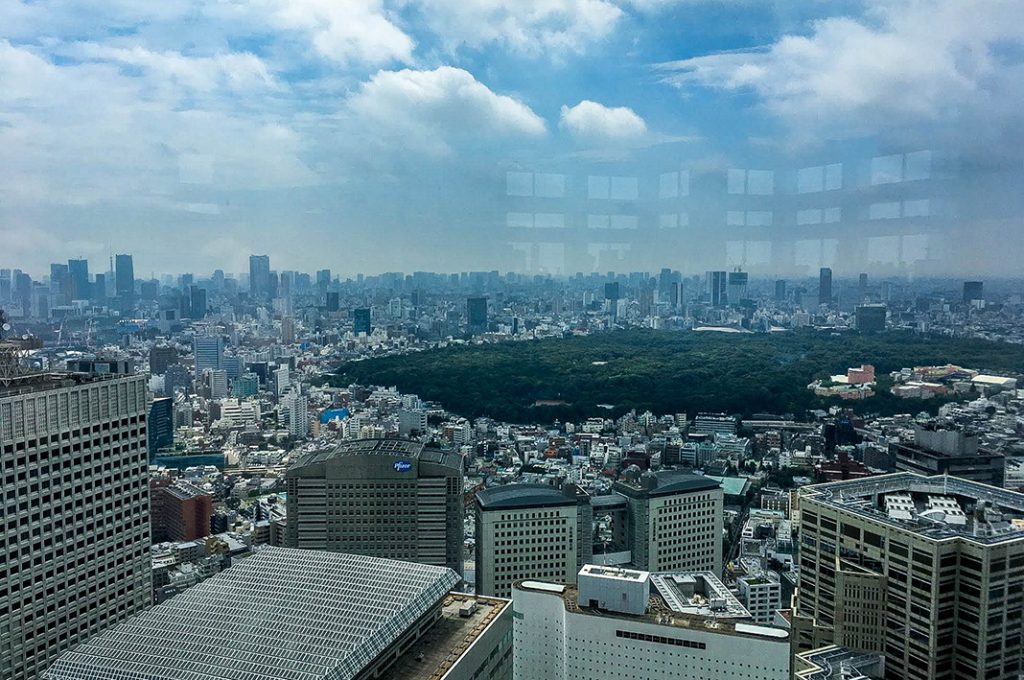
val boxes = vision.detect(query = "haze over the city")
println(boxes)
[2,0,1023,277]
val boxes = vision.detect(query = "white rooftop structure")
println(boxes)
[43,546,459,680]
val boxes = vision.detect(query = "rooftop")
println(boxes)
[476,483,585,510]
[802,472,1024,545]
[43,546,459,680]
[614,470,721,498]
[650,572,750,619]
[515,580,786,643]
[291,438,461,471]
[0,369,138,399]
[388,594,510,680]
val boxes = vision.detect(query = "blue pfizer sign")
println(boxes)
[393,460,413,473]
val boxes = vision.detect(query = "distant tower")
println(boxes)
[115,254,135,298]
[858,273,868,301]
[819,267,833,306]
[249,254,270,298]
[774,279,787,302]
[963,281,984,305]
[705,271,727,307]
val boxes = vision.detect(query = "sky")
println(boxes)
[2,0,1023,278]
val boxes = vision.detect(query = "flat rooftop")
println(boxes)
[388,594,509,680]
[43,546,459,680]
[650,572,750,619]
[292,438,461,470]
[516,581,787,643]
[477,483,584,510]
[802,472,1024,545]
[0,369,136,398]
[614,470,721,497]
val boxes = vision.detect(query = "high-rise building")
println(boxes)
[114,254,134,298]
[148,345,178,375]
[796,473,1024,680]
[613,471,723,573]
[281,316,295,344]
[513,566,790,680]
[280,390,308,439]
[44,547,512,680]
[706,270,727,307]
[963,280,984,304]
[192,335,224,375]
[248,254,270,298]
[854,304,887,332]
[67,258,89,301]
[858,272,868,301]
[475,483,593,598]
[1,370,152,680]
[774,279,787,302]
[727,270,748,305]
[188,285,207,319]
[890,423,1004,487]
[604,281,620,301]
[736,573,783,625]
[353,307,372,335]
[151,480,213,542]
[49,263,70,305]
[325,291,340,312]
[148,396,174,460]
[202,368,229,399]
[467,296,488,329]
[163,364,191,397]
[232,373,259,398]
[285,439,464,574]
[316,268,331,288]
[818,267,833,306]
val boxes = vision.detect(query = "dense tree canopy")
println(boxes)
[320,330,1024,424]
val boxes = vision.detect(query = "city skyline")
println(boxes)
[3,1,1023,276]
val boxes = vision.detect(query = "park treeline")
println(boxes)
[319,330,1024,424]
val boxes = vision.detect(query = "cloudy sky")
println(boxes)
[2,0,1022,277]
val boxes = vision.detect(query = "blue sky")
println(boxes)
[2,0,1022,277]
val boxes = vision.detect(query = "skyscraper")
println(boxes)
[818,267,833,306]
[774,279,787,302]
[248,254,270,298]
[285,439,464,575]
[148,396,174,460]
[467,296,488,330]
[963,280,984,304]
[192,335,224,375]
[67,258,89,301]
[114,254,134,298]
[188,286,207,319]
[353,307,372,335]
[0,370,152,680]
[706,271,727,307]
[858,272,868,301]
[727,270,748,305]
[796,473,1024,680]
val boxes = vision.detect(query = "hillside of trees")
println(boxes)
[320,330,1024,424]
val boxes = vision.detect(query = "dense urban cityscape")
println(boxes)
[3,254,1024,680]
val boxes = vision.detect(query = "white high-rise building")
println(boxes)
[280,391,308,439]
[1,370,152,680]
[513,566,790,680]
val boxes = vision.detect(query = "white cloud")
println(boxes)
[412,0,624,56]
[348,66,546,156]
[559,100,647,142]
[657,0,1024,145]
[269,0,414,66]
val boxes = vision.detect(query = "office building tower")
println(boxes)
[353,307,372,335]
[0,370,151,680]
[188,286,207,319]
[818,267,833,306]
[202,368,229,399]
[163,364,191,397]
[858,272,868,301]
[286,439,464,574]
[613,471,723,573]
[44,547,512,680]
[727,270,748,305]
[706,270,727,306]
[475,483,593,598]
[325,291,340,312]
[148,345,178,375]
[273,363,290,396]
[67,258,89,301]
[151,480,213,542]
[963,280,984,304]
[0,269,10,302]
[49,264,70,305]
[775,279,787,302]
[280,390,308,439]
[513,566,790,680]
[114,254,134,298]
[148,396,174,460]
[855,304,887,332]
[316,269,331,290]
[232,373,259,398]
[467,296,488,330]
[139,280,158,300]
[192,335,224,375]
[796,473,1024,680]
[281,316,295,344]
[604,281,620,301]
[248,254,270,298]
[890,423,1004,487]
[693,412,738,436]
[736,573,783,625]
